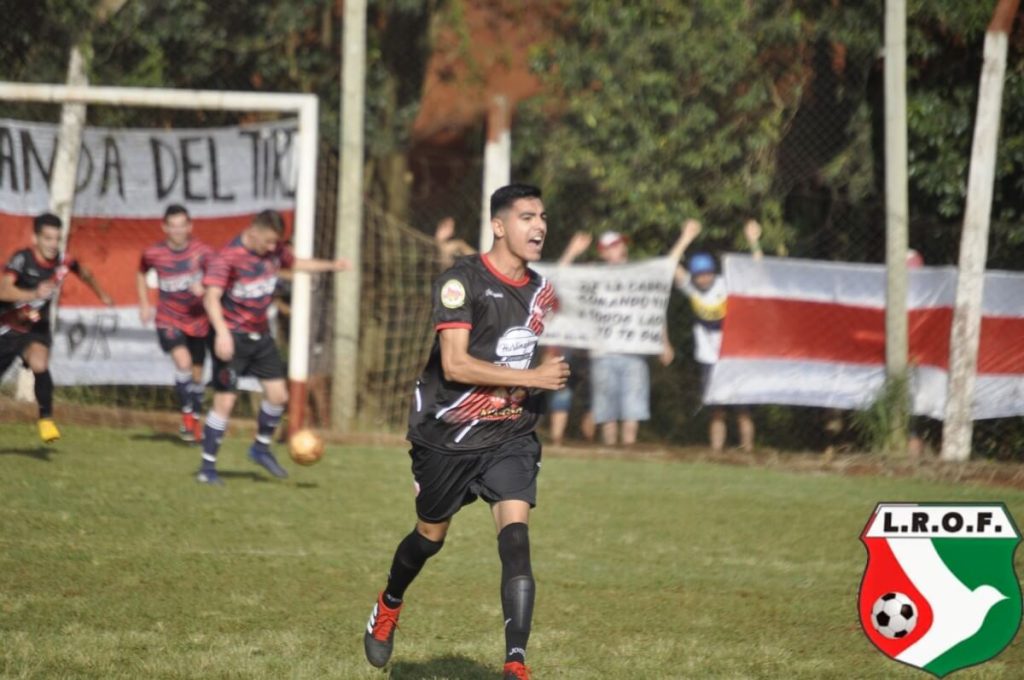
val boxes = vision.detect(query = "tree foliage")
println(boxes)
[0,0,446,214]
[514,0,1024,266]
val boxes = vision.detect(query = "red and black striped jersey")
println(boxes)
[203,236,294,334]
[407,254,558,453]
[139,239,213,337]
[0,248,80,334]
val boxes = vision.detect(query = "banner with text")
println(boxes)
[2,307,270,390]
[0,118,296,387]
[531,257,676,355]
[0,117,297,219]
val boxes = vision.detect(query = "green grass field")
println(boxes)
[2,422,1024,679]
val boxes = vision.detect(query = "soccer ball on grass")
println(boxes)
[288,429,325,466]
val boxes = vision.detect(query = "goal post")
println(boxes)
[0,82,321,433]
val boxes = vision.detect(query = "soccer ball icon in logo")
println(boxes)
[871,592,918,639]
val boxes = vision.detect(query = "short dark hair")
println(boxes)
[490,183,542,219]
[251,209,285,234]
[164,204,190,221]
[33,212,62,235]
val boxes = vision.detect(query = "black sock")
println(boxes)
[498,522,534,665]
[174,370,192,414]
[33,370,54,419]
[383,529,444,605]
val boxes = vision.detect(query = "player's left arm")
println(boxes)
[74,262,115,306]
[291,258,351,273]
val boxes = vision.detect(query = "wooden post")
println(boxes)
[883,0,910,456]
[331,0,367,432]
[479,95,510,252]
[16,45,90,403]
[941,0,1020,462]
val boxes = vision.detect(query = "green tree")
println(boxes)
[514,1,814,256]
[1,0,447,217]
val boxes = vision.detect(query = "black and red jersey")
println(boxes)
[139,239,213,337]
[203,236,294,334]
[407,254,558,453]
[0,248,80,334]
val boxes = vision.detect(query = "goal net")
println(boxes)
[0,84,320,433]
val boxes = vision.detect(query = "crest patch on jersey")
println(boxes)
[441,279,467,309]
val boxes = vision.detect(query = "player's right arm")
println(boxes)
[203,285,234,361]
[0,271,53,302]
[0,251,56,302]
[136,269,154,324]
[439,327,569,391]
[202,251,234,360]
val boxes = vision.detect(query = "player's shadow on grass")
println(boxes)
[131,432,194,447]
[391,655,494,680]
[0,446,54,461]
[217,470,271,483]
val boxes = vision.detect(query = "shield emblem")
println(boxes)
[859,503,1022,677]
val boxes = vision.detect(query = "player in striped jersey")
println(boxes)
[137,205,214,442]
[195,209,349,486]
[0,212,114,443]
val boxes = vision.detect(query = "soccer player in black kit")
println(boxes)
[364,184,569,680]
[0,212,114,443]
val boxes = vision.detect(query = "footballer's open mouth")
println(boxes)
[527,233,545,249]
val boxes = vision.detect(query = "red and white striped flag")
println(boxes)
[706,255,1024,420]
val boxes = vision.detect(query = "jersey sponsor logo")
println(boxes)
[478,386,528,420]
[229,276,277,300]
[859,502,1022,677]
[495,326,538,370]
[440,279,466,309]
[159,271,202,293]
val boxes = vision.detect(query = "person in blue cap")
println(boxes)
[675,219,763,451]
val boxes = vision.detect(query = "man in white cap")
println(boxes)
[561,223,696,446]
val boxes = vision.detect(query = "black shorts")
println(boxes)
[210,332,286,392]
[21,320,52,349]
[0,332,29,375]
[0,325,51,375]
[409,433,542,523]
[157,326,208,366]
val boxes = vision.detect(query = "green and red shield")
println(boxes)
[859,503,1021,677]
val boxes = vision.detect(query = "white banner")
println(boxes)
[531,257,676,355]
[707,255,1024,420]
[0,117,297,218]
[0,307,268,390]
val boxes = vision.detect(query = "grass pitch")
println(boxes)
[2,422,1023,679]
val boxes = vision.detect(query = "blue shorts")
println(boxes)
[547,386,573,413]
[590,354,650,424]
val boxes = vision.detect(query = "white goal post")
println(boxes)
[0,82,321,431]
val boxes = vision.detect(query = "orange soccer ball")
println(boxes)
[288,429,325,466]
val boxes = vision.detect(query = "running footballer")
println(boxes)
[364,184,569,680]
